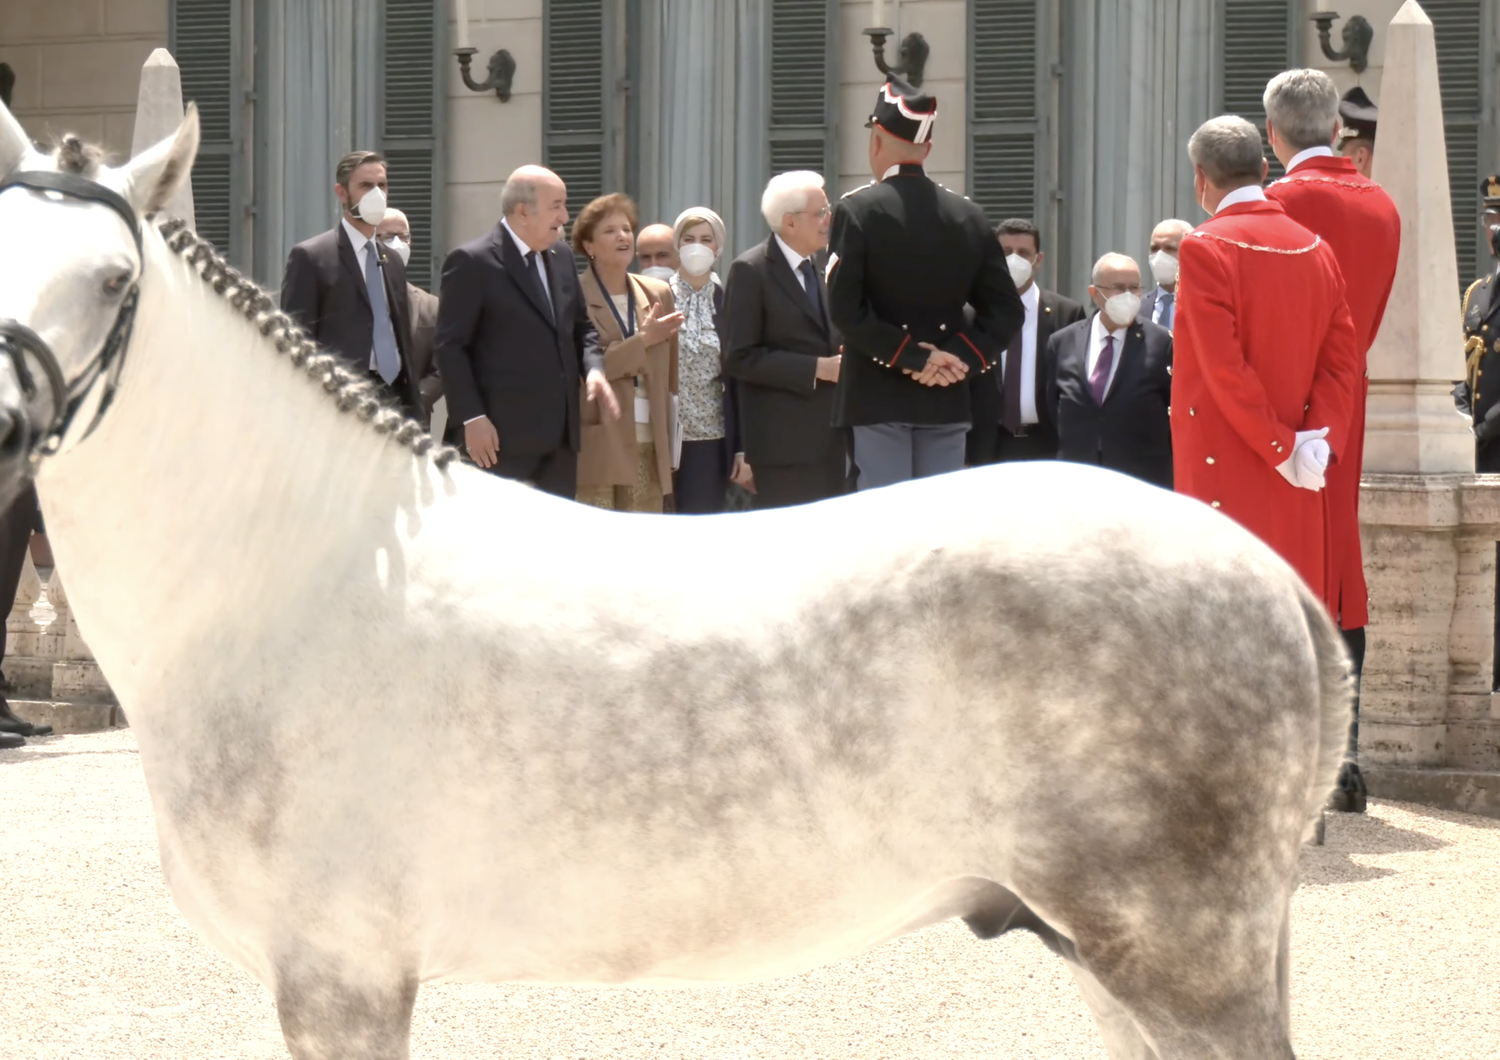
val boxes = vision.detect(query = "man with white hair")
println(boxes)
[1172,115,1360,617]
[828,76,1022,490]
[1264,67,1400,814]
[1141,218,1193,332]
[722,170,847,508]
[433,165,617,499]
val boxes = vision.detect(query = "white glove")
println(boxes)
[1274,428,1330,491]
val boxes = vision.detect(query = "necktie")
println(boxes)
[527,250,555,325]
[798,259,824,322]
[364,245,400,385]
[1091,335,1115,405]
[1000,328,1024,435]
[1158,291,1174,330]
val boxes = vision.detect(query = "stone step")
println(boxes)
[1365,767,1500,821]
[9,698,128,735]
[2,655,55,698]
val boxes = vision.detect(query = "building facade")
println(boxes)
[2,0,1497,301]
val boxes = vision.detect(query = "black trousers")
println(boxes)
[0,486,41,680]
[673,439,730,514]
[753,442,848,510]
[489,444,578,500]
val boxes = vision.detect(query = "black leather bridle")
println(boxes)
[0,168,144,468]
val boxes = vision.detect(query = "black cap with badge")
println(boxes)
[1335,86,1378,146]
[865,75,938,145]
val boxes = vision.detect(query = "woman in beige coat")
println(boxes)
[573,194,683,512]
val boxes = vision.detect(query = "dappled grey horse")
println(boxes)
[0,102,1350,1060]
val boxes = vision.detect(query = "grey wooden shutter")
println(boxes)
[1429,0,1486,286]
[380,0,445,290]
[171,0,242,261]
[545,0,607,237]
[767,0,836,178]
[1218,0,1302,182]
[968,0,1043,226]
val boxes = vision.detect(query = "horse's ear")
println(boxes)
[120,104,200,218]
[0,98,31,180]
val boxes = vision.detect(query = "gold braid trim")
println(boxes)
[1269,175,1384,193]
[1463,275,1489,394]
[1189,230,1323,255]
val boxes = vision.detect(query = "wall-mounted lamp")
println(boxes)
[863,0,929,86]
[0,62,15,109]
[452,0,516,102]
[1310,12,1374,75]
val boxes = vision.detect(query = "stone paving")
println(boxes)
[2,730,1497,1058]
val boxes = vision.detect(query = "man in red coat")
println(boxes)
[1264,69,1401,812]
[1172,116,1360,618]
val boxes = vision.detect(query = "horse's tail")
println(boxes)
[1297,580,1357,835]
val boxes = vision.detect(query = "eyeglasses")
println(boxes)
[1096,283,1144,296]
[798,206,833,220]
[378,232,410,244]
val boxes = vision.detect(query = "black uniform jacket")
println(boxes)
[827,164,1024,427]
[1458,267,1500,472]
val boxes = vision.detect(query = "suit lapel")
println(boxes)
[766,235,825,331]
[494,224,558,331]
[338,223,372,309]
[1033,291,1055,412]
[584,271,623,345]
[1100,323,1146,406]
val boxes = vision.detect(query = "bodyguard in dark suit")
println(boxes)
[1045,254,1174,489]
[829,76,1023,491]
[724,171,847,509]
[279,151,425,420]
[375,208,444,425]
[967,217,1087,464]
[434,165,615,499]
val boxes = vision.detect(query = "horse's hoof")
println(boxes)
[1330,762,1368,814]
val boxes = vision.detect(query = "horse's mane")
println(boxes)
[154,217,459,469]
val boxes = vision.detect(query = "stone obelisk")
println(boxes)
[130,48,195,228]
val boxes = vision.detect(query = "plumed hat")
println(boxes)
[865,75,937,145]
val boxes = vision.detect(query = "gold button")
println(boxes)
[1167,406,1171,414]
[1206,457,1215,464]
[939,324,947,332]
[1211,501,1222,509]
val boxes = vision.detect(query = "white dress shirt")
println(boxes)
[998,283,1042,424]
[1214,184,1268,214]
[774,233,814,296]
[503,217,552,304]
[1087,311,1127,403]
[341,217,381,372]
[1286,145,1335,173]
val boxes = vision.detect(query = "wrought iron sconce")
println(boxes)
[862,29,930,87]
[1310,12,1374,75]
[454,47,516,103]
[0,62,15,109]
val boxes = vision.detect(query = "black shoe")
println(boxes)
[0,714,51,737]
[1329,761,1367,814]
[0,731,24,750]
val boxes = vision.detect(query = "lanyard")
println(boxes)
[593,268,635,338]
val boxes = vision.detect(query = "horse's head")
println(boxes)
[0,99,199,502]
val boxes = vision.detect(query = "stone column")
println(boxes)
[130,48,195,228]
[1360,1,1500,814]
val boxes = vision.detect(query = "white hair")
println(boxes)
[761,171,825,232]
[1091,252,1139,287]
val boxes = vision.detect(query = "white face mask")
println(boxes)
[383,236,410,267]
[640,265,676,282]
[1103,291,1142,327]
[1006,253,1033,290]
[351,186,387,225]
[1149,250,1178,287]
[678,242,717,278]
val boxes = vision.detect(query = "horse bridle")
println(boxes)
[0,168,144,467]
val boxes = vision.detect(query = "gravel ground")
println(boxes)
[2,729,1497,1059]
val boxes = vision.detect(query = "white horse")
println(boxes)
[0,104,1350,1060]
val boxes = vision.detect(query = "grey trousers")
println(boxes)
[852,422,970,491]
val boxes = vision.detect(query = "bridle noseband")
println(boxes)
[0,168,145,468]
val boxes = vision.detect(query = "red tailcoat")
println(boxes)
[1171,199,1360,604]
[1267,156,1401,629]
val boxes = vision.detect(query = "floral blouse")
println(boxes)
[669,273,726,442]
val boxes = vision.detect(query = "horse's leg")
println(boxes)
[1065,957,1159,1060]
[273,952,419,1060]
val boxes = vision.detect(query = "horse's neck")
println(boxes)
[35,232,422,680]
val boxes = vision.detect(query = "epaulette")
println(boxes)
[841,182,876,200]
[1463,274,1489,324]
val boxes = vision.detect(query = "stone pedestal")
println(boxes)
[130,48,194,226]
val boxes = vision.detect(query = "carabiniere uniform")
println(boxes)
[1458,175,1500,472]
[827,77,1022,430]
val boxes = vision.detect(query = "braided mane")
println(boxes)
[154,217,459,470]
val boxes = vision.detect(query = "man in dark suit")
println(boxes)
[723,171,846,509]
[1140,218,1192,333]
[829,76,1024,491]
[376,209,443,427]
[1045,253,1173,489]
[967,217,1087,465]
[279,151,426,421]
[0,488,50,747]
[434,165,617,499]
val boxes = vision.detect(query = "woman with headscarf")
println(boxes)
[667,207,750,513]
